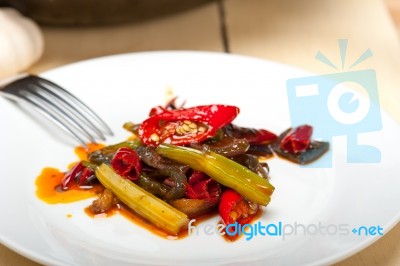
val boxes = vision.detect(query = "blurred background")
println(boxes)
[0,0,399,265]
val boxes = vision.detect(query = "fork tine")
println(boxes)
[36,76,114,136]
[33,81,106,141]
[21,94,88,148]
[24,89,96,144]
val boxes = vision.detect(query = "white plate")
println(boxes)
[1,52,399,266]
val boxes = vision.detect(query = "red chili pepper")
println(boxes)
[62,162,97,189]
[149,106,167,117]
[185,171,221,203]
[218,189,259,227]
[111,147,142,181]
[139,104,240,146]
[280,125,313,153]
[62,161,84,189]
[77,167,95,186]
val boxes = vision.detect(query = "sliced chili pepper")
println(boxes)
[273,140,329,165]
[218,189,259,228]
[222,124,277,144]
[111,147,142,181]
[61,161,85,189]
[279,125,313,153]
[77,167,95,186]
[139,104,240,146]
[62,161,98,189]
[271,127,329,164]
[185,171,221,203]
[149,106,167,117]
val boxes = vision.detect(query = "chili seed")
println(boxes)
[189,122,197,129]
[249,202,258,214]
[150,133,160,142]
[229,211,237,220]
[249,202,258,210]
[175,121,205,136]
[182,124,191,132]
[175,126,183,135]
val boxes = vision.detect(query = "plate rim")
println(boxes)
[1,50,399,266]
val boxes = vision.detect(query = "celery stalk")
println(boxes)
[95,164,189,235]
[156,144,274,206]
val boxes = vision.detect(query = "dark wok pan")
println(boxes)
[0,0,213,26]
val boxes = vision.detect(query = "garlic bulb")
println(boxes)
[0,8,44,80]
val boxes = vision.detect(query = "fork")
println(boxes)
[0,74,113,147]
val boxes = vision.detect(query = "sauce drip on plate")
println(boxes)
[35,143,105,204]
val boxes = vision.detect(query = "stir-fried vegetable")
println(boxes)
[280,125,312,153]
[138,104,240,146]
[156,144,274,205]
[185,171,221,203]
[88,140,142,165]
[219,189,259,228]
[95,164,189,235]
[271,127,329,164]
[38,99,331,240]
[111,147,142,181]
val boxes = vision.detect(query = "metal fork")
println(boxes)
[0,74,113,147]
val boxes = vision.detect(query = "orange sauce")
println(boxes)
[35,167,103,204]
[35,143,105,204]
[75,143,105,160]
